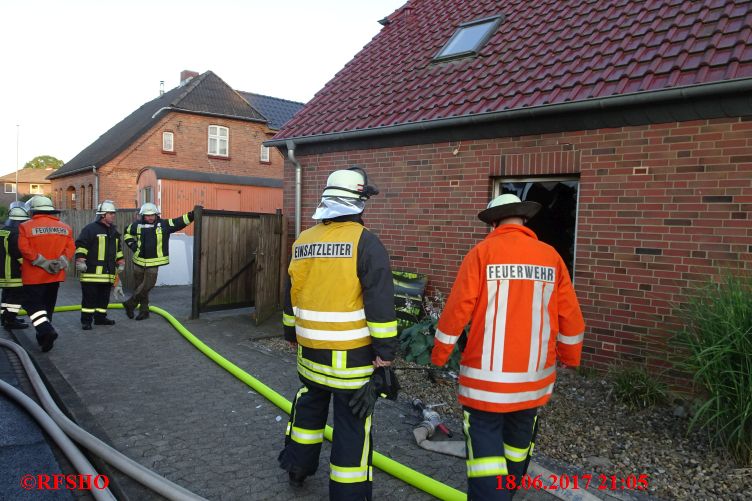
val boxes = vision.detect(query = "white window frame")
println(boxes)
[141,186,152,204]
[29,184,43,194]
[162,131,174,152]
[208,125,229,157]
[260,144,270,162]
[4,183,15,194]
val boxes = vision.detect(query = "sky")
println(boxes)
[0,0,406,175]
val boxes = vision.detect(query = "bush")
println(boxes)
[674,273,752,466]
[397,293,463,371]
[608,365,667,409]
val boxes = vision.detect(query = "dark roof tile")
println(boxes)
[237,92,304,130]
[274,0,752,141]
[52,72,299,180]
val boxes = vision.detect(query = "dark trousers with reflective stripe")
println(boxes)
[124,265,158,312]
[80,282,112,323]
[23,282,60,342]
[1,286,26,324]
[279,384,373,501]
[464,406,538,500]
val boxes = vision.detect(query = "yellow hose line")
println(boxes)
[49,304,466,501]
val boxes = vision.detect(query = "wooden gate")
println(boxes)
[191,207,284,324]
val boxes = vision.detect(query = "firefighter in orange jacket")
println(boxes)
[431,194,585,500]
[18,196,75,352]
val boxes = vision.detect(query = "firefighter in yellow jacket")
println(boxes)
[431,194,585,500]
[278,168,398,500]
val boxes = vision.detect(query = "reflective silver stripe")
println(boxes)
[29,310,47,321]
[460,364,555,383]
[297,365,369,389]
[294,307,366,322]
[459,382,554,404]
[32,316,48,326]
[296,326,369,341]
[482,280,498,371]
[466,456,508,477]
[332,351,346,369]
[298,356,373,378]
[291,427,324,444]
[504,443,530,462]
[491,280,510,371]
[434,328,456,345]
[557,332,584,345]
[367,323,397,337]
[528,281,543,372]
[282,313,296,326]
[538,283,554,369]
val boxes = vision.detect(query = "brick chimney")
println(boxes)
[180,70,199,87]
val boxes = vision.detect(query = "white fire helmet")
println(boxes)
[139,202,160,216]
[27,195,57,213]
[96,200,117,215]
[8,205,29,221]
[322,167,379,200]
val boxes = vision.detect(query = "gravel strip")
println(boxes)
[255,338,751,500]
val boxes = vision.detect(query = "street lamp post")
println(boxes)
[15,124,19,202]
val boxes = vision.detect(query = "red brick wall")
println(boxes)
[283,117,752,376]
[51,111,283,209]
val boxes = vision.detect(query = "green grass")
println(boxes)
[609,365,667,410]
[674,273,752,466]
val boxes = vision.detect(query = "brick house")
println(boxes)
[0,168,53,207]
[48,70,303,211]
[267,0,752,378]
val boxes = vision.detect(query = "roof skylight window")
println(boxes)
[434,15,503,62]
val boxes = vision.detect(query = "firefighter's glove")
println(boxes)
[57,255,69,270]
[113,283,125,300]
[32,255,59,274]
[349,367,400,419]
[75,259,87,272]
[126,240,137,252]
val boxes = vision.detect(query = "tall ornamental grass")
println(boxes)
[675,273,752,466]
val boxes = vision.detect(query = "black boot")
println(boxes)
[37,329,59,353]
[122,300,135,319]
[135,310,150,321]
[94,317,115,326]
[3,319,29,330]
[288,471,306,488]
[82,322,92,330]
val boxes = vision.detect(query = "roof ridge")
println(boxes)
[238,90,305,105]
[170,70,212,108]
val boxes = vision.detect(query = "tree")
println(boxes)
[23,155,63,170]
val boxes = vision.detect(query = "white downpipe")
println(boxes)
[286,140,302,237]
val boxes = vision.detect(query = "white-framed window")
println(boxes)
[29,184,43,194]
[260,144,270,162]
[208,125,229,157]
[162,131,174,152]
[141,186,152,204]
[4,183,15,194]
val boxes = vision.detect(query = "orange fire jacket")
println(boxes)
[18,214,75,285]
[431,224,585,413]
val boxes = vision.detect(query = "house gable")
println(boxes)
[49,71,267,180]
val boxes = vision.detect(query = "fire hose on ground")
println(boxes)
[0,335,207,501]
[5,303,467,501]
